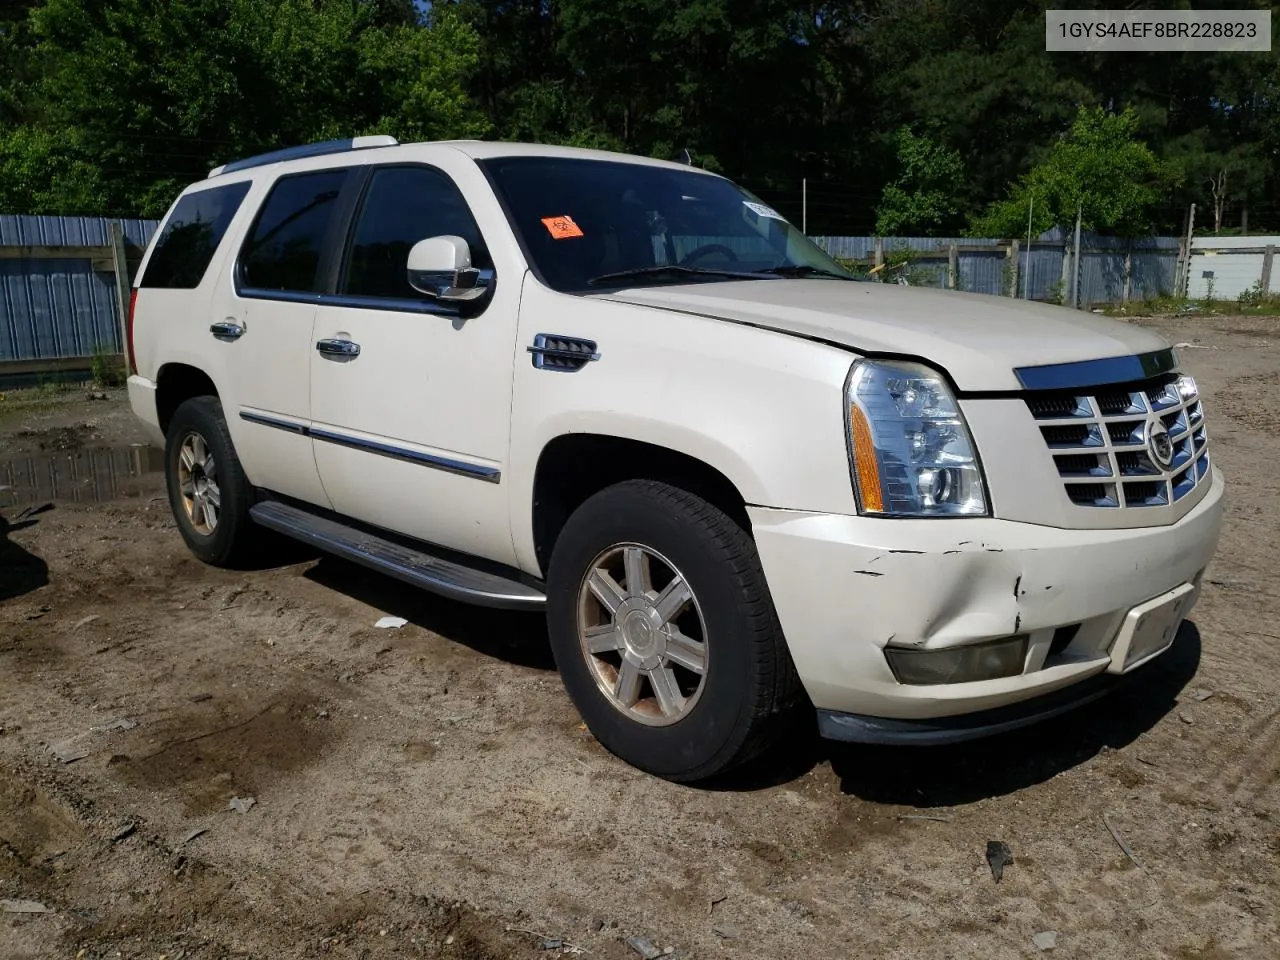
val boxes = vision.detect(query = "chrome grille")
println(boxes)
[1025,373,1210,509]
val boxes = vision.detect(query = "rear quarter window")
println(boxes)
[140,182,252,289]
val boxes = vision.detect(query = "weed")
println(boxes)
[90,344,126,388]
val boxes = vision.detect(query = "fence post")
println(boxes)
[947,243,958,289]
[1262,244,1276,293]
[108,220,131,357]
[1122,237,1133,302]
[873,236,884,269]
[1007,240,1019,297]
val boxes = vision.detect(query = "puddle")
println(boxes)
[0,444,165,509]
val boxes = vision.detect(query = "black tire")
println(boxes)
[164,396,258,567]
[546,479,803,782]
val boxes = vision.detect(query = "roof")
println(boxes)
[204,137,713,183]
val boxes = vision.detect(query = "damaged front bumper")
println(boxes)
[749,470,1225,740]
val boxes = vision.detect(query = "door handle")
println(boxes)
[210,320,245,342]
[315,338,360,360]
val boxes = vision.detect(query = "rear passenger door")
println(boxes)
[308,161,520,564]
[223,168,356,507]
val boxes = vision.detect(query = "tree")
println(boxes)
[969,106,1171,238]
[874,127,964,235]
[1,0,485,216]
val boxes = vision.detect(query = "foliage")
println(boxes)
[874,128,965,236]
[0,1,1277,231]
[1238,281,1280,312]
[1045,279,1066,307]
[969,107,1171,238]
[90,343,125,388]
[1,0,484,216]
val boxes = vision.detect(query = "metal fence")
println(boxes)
[2,213,1275,376]
[0,215,159,375]
[810,229,1184,305]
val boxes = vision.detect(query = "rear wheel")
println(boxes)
[164,396,258,566]
[547,480,802,782]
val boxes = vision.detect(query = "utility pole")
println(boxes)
[802,178,807,235]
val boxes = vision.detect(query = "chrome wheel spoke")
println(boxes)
[205,481,221,508]
[649,666,686,718]
[587,568,627,615]
[653,574,692,625]
[623,545,650,597]
[203,455,218,481]
[201,497,218,530]
[614,659,642,707]
[664,627,706,675]
[181,479,196,498]
[179,445,197,472]
[190,434,208,464]
[584,623,623,654]
[578,542,709,727]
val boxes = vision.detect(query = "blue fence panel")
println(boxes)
[1,215,161,364]
[0,215,158,249]
[0,259,122,360]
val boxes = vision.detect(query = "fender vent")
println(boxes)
[528,333,600,372]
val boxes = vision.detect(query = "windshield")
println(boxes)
[478,156,853,292]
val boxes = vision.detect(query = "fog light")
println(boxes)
[885,636,1028,685]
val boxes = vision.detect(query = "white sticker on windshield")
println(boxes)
[743,201,785,221]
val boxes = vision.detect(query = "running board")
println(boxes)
[249,501,546,611]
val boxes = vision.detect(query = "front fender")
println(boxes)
[508,279,860,573]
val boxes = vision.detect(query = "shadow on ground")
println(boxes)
[305,555,554,671]
[715,622,1201,803]
[276,544,1199,803]
[0,518,50,602]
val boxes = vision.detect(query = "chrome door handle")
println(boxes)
[210,320,245,342]
[315,338,360,359]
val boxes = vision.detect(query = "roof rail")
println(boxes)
[207,135,399,179]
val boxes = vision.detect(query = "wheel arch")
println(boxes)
[156,363,219,435]
[531,432,753,575]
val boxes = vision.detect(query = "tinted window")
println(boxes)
[480,156,849,292]
[140,182,251,289]
[240,169,349,293]
[342,166,491,299]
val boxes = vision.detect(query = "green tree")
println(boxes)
[874,127,965,235]
[1,0,484,217]
[969,106,1171,238]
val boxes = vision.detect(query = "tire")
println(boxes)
[164,396,259,567]
[546,479,803,782]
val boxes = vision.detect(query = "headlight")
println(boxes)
[845,359,988,516]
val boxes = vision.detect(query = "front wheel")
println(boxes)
[546,480,802,782]
[164,396,259,567]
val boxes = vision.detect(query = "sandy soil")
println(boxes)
[1,316,1277,960]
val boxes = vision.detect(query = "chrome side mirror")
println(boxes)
[406,235,485,302]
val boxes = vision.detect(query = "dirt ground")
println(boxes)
[1,315,1277,960]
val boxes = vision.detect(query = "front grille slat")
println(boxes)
[1025,373,1211,511]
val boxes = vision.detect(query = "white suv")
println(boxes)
[127,136,1224,781]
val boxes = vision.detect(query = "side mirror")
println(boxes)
[406,235,486,302]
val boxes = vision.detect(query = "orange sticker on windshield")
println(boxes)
[541,215,584,239]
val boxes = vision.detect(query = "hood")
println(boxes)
[593,280,1170,391]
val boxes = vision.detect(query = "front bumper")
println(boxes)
[749,470,1225,730]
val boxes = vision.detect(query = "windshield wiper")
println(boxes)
[586,265,767,287]
[755,264,855,280]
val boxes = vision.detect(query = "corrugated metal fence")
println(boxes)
[2,214,1251,373]
[810,229,1183,304]
[1,215,159,372]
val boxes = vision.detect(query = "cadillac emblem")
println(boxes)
[1146,418,1174,469]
